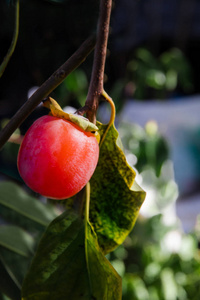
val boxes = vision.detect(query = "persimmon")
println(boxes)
[17,115,99,199]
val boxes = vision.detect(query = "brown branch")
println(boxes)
[0,35,96,150]
[79,0,112,123]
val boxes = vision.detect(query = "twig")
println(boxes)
[78,0,112,123]
[0,0,20,78]
[0,35,96,150]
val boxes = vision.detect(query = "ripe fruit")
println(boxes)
[17,115,99,199]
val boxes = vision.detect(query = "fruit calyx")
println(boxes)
[43,97,99,133]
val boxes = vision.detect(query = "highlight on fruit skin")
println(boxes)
[17,115,99,199]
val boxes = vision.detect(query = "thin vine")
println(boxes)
[0,0,20,78]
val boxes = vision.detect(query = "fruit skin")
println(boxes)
[17,115,99,199]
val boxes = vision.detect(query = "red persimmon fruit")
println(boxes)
[17,115,99,199]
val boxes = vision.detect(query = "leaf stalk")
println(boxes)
[99,90,116,147]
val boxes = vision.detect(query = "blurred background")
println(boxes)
[0,0,200,299]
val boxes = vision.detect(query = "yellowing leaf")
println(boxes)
[89,122,146,254]
[98,122,136,188]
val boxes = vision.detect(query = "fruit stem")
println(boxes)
[78,0,112,123]
[0,36,96,150]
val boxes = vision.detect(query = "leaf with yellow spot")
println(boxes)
[89,122,146,254]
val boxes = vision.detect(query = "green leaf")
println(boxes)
[86,221,122,299]
[161,268,178,300]
[0,181,58,230]
[123,274,149,300]
[0,225,34,257]
[0,226,35,287]
[89,122,146,254]
[22,211,122,300]
[144,134,169,177]
[64,69,88,93]
[0,259,21,300]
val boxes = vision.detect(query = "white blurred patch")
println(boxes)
[162,230,182,253]
[63,106,77,114]
[27,86,39,99]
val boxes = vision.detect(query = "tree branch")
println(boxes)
[78,0,112,123]
[0,35,96,150]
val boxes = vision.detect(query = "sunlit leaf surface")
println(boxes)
[0,181,58,230]
[89,122,146,254]
[0,225,34,257]
[0,225,35,289]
